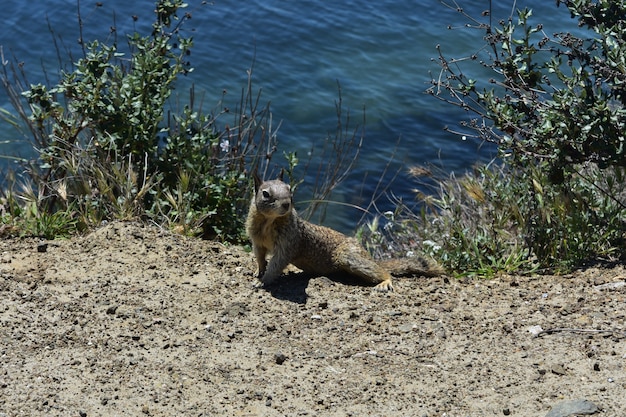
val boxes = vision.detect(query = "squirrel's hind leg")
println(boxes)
[334,241,394,292]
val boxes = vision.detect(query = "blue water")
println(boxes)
[0,0,583,231]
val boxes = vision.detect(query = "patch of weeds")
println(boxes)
[359,162,625,277]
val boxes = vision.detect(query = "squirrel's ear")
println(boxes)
[253,171,263,192]
[278,169,285,182]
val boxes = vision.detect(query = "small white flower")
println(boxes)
[220,139,230,152]
[423,240,442,252]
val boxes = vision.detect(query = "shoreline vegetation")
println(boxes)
[1,0,625,277]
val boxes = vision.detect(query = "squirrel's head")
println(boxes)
[254,179,293,218]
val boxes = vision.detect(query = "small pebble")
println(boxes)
[274,352,287,365]
[398,324,414,333]
[551,364,567,375]
[545,398,599,417]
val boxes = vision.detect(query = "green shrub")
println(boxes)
[2,0,277,240]
[415,0,626,274]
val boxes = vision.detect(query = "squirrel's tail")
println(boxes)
[379,257,444,278]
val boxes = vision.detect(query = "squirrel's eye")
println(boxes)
[262,190,271,199]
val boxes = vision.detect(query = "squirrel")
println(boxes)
[245,174,443,291]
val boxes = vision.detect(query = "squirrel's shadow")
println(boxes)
[263,272,311,304]
[263,271,369,304]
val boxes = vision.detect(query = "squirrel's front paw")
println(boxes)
[258,272,279,287]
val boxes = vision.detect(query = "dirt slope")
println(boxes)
[1,221,624,416]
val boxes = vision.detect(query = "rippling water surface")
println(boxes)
[0,1,583,230]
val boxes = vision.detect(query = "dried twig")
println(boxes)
[536,328,625,338]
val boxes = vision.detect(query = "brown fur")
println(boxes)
[245,176,442,291]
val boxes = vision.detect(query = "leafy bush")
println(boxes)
[361,0,626,275]
[431,1,626,171]
[1,0,277,241]
[432,0,626,273]
[152,83,278,241]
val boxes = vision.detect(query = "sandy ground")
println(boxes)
[0,221,624,416]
